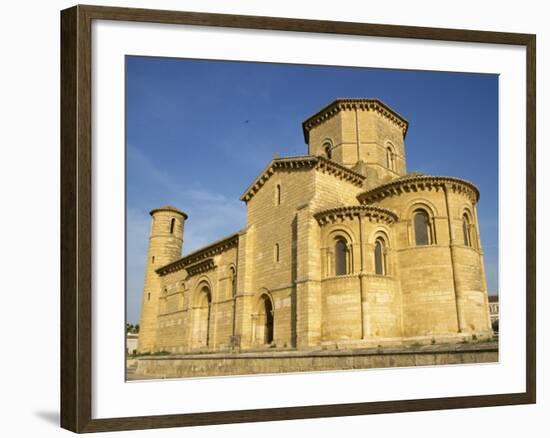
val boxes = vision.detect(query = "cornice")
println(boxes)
[186,258,216,277]
[357,175,480,205]
[149,205,188,219]
[240,155,366,203]
[156,233,239,276]
[314,205,398,226]
[302,98,409,143]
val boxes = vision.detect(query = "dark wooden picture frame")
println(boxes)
[60,4,536,433]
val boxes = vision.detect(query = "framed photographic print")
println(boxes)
[60,4,536,433]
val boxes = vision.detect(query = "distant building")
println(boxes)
[126,332,139,355]
[488,295,499,332]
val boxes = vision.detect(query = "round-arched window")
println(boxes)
[374,238,387,275]
[413,209,431,246]
[323,142,332,159]
[335,238,349,276]
[462,214,472,247]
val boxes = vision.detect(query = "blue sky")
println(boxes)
[126,56,499,324]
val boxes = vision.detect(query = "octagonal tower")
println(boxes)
[302,98,409,190]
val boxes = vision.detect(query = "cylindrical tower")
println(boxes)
[138,205,187,353]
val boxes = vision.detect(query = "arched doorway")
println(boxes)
[263,296,274,345]
[193,285,212,348]
[255,294,274,345]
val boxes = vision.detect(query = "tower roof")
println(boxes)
[302,98,409,143]
[149,205,188,219]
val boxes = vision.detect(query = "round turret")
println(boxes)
[138,205,187,353]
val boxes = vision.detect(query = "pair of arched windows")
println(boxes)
[412,209,475,247]
[333,236,388,276]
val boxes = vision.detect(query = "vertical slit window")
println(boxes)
[463,214,471,247]
[169,218,175,234]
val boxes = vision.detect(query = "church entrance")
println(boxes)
[193,286,212,348]
[255,294,274,345]
[263,297,274,345]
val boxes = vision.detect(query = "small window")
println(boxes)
[335,238,349,276]
[151,256,155,264]
[324,143,332,159]
[275,243,280,262]
[374,238,386,275]
[386,147,395,171]
[414,209,431,246]
[169,218,175,234]
[230,267,237,297]
[147,292,151,301]
[275,184,281,205]
[462,214,471,247]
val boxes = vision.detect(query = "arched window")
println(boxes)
[230,267,237,297]
[169,218,175,234]
[413,209,431,245]
[462,214,472,247]
[324,143,332,159]
[374,238,387,275]
[275,184,281,205]
[193,286,212,347]
[386,146,395,171]
[335,238,349,276]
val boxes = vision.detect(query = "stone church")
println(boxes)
[138,98,493,355]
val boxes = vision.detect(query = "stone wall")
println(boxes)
[132,342,498,379]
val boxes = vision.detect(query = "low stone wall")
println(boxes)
[131,342,498,379]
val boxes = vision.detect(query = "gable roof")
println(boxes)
[240,155,366,203]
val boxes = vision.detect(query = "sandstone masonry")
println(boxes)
[137,98,494,358]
